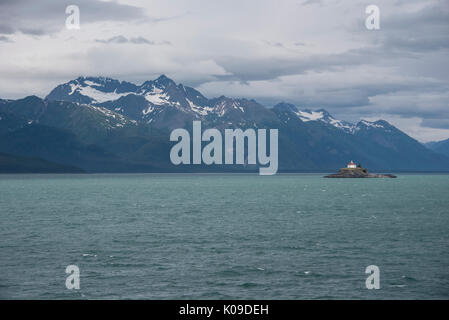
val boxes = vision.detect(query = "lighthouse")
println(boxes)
[347,160,357,169]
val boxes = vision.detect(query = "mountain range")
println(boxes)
[1,75,448,173]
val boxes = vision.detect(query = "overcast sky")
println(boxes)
[0,0,448,142]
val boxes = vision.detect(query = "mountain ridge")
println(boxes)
[425,138,449,157]
[0,75,447,172]
[46,75,406,134]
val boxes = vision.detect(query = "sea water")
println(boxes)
[0,174,448,299]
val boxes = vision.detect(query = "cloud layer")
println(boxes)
[0,0,448,141]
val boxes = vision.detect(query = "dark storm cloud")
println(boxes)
[0,0,149,36]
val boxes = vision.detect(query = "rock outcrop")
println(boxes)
[324,167,396,178]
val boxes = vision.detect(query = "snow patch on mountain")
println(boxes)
[144,91,172,105]
[286,105,391,134]
[142,105,155,115]
[358,120,385,128]
[84,80,100,87]
[289,108,356,133]
[69,83,133,103]
[236,105,245,113]
[85,104,136,128]
[327,118,354,131]
[296,110,324,122]
[186,99,214,116]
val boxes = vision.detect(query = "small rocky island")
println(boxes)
[325,161,397,178]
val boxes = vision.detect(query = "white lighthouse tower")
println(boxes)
[347,160,357,169]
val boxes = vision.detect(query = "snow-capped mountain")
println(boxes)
[2,74,447,172]
[272,102,391,134]
[46,76,139,104]
[47,75,283,129]
[47,75,221,127]
[47,75,390,134]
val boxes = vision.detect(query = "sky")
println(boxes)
[0,0,448,142]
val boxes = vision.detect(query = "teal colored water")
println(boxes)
[0,174,448,299]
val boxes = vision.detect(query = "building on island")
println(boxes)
[347,160,357,169]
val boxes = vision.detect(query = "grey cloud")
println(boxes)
[215,4,449,84]
[0,0,150,36]
[95,36,170,45]
[0,24,14,34]
[214,48,376,82]
[383,35,449,52]
[0,0,448,141]
[203,2,449,131]
[17,28,49,36]
[283,83,446,112]
[300,0,324,6]
[96,36,129,44]
[359,4,449,54]
[264,41,284,48]
[386,3,449,30]
[337,86,449,131]
[0,35,13,42]
[289,80,449,119]
[130,37,153,44]
[421,119,449,130]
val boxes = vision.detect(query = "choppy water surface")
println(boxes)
[0,174,448,299]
